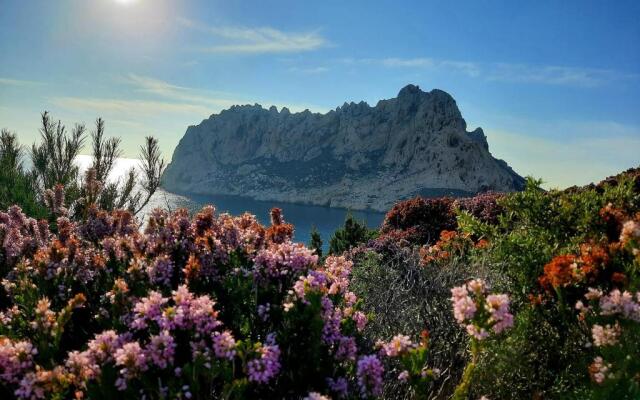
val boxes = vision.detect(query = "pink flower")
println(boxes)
[86,330,121,364]
[130,291,167,330]
[114,342,148,390]
[466,324,489,340]
[620,220,640,243]
[591,323,621,347]
[0,339,37,384]
[451,286,476,323]
[485,294,513,334]
[380,334,414,357]
[352,311,367,332]
[589,356,612,384]
[253,241,318,278]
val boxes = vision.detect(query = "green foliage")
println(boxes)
[309,226,323,258]
[3,112,165,222]
[328,213,377,255]
[0,129,47,219]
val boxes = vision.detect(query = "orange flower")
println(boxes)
[611,272,627,284]
[183,254,202,282]
[540,254,577,289]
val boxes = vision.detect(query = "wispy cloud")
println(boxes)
[178,17,327,54]
[53,74,327,121]
[288,66,329,74]
[121,74,238,109]
[346,57,637,88]
[51,96,212,117]
[0,77,42,86]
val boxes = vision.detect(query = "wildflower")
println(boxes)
[147,255,174,286]
[130,291,167,330]
[335,336,357,361]
[114,342,148,390]
[212,331,236,360]
[352,311,367,332]
[86,330,121,364]
[588,356,612,384]
[326,377,348,398]
[620,220,640,243]
[466,324,489,340]
[253,241,318,278]
[380,334,414,357]
[257,303,270,321]
[246,344,281,384]
[145,331,176,369]
[65,350,97,382]
[304,392,331,400]
[539,255,577,289]
[321,296,343,345]
[591,323,621,347]
[484,294,514,334]
[0,338,37,384]
[451,286,476,323]
[599,289,640,321]
[397,370,410,382]
[356,355,384,397]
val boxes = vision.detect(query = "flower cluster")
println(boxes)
[0,204,435,399]
[538,243,610,291]
[451,279,514,340]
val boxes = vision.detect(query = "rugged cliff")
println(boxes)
[162,84,524,211]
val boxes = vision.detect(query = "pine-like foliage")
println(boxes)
[309,225,323,258]
[329,213,376,255]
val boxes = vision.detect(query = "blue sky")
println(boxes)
[1,0,639,188]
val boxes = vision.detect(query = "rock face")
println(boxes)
[162,85,524,211]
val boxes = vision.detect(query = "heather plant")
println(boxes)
[0,205,439,399]
[380,197,456,246]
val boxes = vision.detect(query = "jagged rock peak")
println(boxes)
[162,85,524,211]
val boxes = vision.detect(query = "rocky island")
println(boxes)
[162,84,524,211]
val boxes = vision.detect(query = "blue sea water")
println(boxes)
[75,156,385,249]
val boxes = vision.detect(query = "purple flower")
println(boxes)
[356,355,384,397]
[146,331,176,369]
[247,344,281,384]
[212,331,236,360]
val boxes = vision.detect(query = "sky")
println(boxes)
[0,0,639,189]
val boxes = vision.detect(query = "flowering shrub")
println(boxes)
[449,279,513,400]
[453,192,505,226]
[380,197,456,246]
[0,205,441,399]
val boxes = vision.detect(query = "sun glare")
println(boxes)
[115,0,137,4]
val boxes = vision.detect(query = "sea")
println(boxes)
[75,156,385,249]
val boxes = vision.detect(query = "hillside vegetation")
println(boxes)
[0,115,639,399]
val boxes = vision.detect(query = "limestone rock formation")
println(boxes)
[162,84,524,211]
